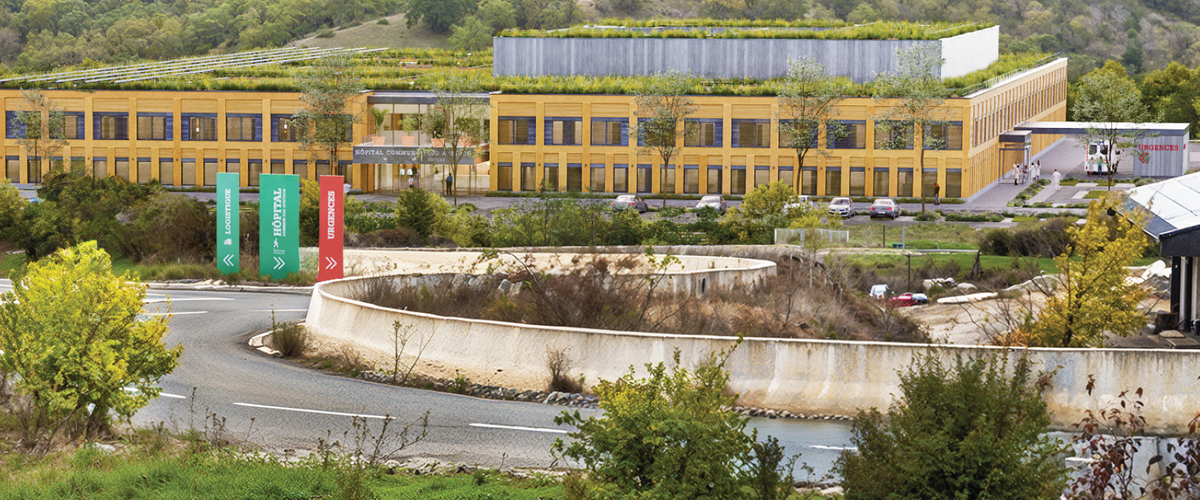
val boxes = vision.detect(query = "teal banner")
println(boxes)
[216,173,240,274]
[259,174,300,279]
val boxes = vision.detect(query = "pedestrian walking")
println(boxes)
[445,172,453,195]
[408,175,414,190]
[933,182,941,205]
[1034,161,1041,182]
[1051,169,1061,191]
[1014,163,1019,185]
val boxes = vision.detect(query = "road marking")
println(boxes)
[143,298,236,304]
[808,445,856,452]
[141,311,207,316]
[247,309,308,313]
[469,423,568,434]
[233,402,392,420]
[123,387,187,399]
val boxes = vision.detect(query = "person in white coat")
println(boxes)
[1051,169,1061,191]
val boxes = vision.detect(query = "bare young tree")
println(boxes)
[872,44,952,212]
[391,320,434,385]
[1072,63,1153,190]
[292,54,363,181]
[634,70,699,207]
[420,75,488,203]
[14,88,69,181]
[777,57,847,195]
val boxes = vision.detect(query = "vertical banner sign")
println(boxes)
[216,173,240,274]
[259,174,300,279]
[317,175,344,281]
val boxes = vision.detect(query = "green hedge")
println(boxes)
[500,20,993,40]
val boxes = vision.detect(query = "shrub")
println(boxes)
[395,188,449,238]
[316,29,335,38]
[545,347,582,394]
[978,218,1071,257]
[348,227,423,248]
[377,18,390,25]
[836,353,1066,500]
[913,211,939,222]
[271,322,309,358]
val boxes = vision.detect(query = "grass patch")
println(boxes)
[0,254,315,285]
[1083,190,1109,199]
[842,252,1160,277]
[294,14,450,49]
[845,222,983,249]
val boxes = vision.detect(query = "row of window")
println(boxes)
[4,112,328,142]
[4,156,349,185]
[500,116,964,150]
[494,163,962,197]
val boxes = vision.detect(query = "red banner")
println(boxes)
[317,175,344,282]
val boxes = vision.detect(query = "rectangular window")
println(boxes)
[826,168,842,196]
[683,165,700,194]
[315,161,331,177]
[5,112,25,139]
[248,159,263,186]
[137,158,152,183]
[63,113,83,140]
[590,118,627,146]
[684,120,720,147]
[95,113,129,140]
[707,166,722,194]
[5,157,17,182]
[92,158,108,178]
[613,165,628,193]
[922,168,937,198]
[543,164,559,191]
[897,169,914,197]
[160,159,174,186]
[293,160,308,180]
[496,162,512,191]
[754,166,770,190]
[115,158,130,181]
[732,119,770,148]
[662,165,675,193]
[498,117,534,145]
[520,162,536,191]
[827,121,866,149]
[730,167,746,195]
[566,163,583,191]
[203,159,217,186]
[185,115,217,141]
[924,122,964,151]
[273,115,298,142]
[779,120,819,149]
[946,169,962,198]
[779,167,794,190]
[545,118,582,145]
[137,115,170,140]
[227,115,261,142]
[873,169,889,197]
[589,164,605,192]
[849,168,865,197]
[180,159,195,185]
[875,121,914,150]
[801,168,817,196]
[26,157,40,183]
[271,159,285,175]
[637,164,652,193]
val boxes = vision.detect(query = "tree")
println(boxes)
[836,353,1067,500]
[395,188,449,238]
[401,0,477,32]
[14,88,69,181]
[449,17,492,51]
[1025,195,1149,347]
[553,347,759,499]
[1072,61,1154,191]
[292,54,362,181]
[0,242,182,451]
[872,44,952,212]
[420,74,488,203]
[777,57,847,195]
[634,70,698,208]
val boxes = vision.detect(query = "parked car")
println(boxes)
[611,194,648,213]
[828,197,853,218]
[870,198,898,219]
[888,292,929,307]
[695,195,728,214]
[869,284,891,299]
[784,195,813,214]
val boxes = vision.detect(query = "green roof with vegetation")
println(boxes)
[2,47,1050,97]
[499,19,994,40]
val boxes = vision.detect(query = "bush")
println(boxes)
[545,347,582,394]
[348,228,424,247]
[316,29,335,38]
[377,17,390,25]
[271,323,309,358]
[913,211,939,222]
[836,353,1066,500]
[395,188,449,238]
[978,218,1071,257]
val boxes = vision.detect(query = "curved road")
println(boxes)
[129,286,853,477]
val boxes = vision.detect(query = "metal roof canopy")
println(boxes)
[368,91,490,105]
[1014,122,1190,136]
[0,47,383,85]
[1125,171,1200,257]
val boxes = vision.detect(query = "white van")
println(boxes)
[1085,140,1111,175]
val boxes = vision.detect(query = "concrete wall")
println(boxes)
[493,31,998,82]
[1130,134,1190,178]
[308,274,1200,433]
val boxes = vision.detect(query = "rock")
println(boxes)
[87,443,117,454]
[1161,330,1185,339]
[922,279,935,290]
[820,486,844,496]
[955,283,977,292]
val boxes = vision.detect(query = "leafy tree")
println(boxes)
[1025,195,1149,347]
[401,0,477,32]
[449,17,492,51]
[836,353,1066,500]
[292,55,363,180]
[395,188,449,238]
[0,242,182,451]
[14,88,69,180]
[0,177,28,243]
[423,74,488,204]
[553,347,757,500]
[777,58,846,195]
[634,70,698,208]
[737,180,797,220]
[872,44,951,212]
[1072,61,1154,191]
[513,0,578,29]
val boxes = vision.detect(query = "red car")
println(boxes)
[888,293,929,307]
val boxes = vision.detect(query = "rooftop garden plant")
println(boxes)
[499,20,994,40]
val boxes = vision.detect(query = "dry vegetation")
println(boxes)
[347,255,927,343]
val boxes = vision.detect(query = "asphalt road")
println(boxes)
[83,284,858,476]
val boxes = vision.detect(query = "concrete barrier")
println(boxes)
[306,256,1200,433]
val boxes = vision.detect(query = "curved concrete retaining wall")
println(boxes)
[307,272,1200,434]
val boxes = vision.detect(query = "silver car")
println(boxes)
[828,197,853,218]
[695,195,727,214]
[870,198,898,219]
[611,194,648,213]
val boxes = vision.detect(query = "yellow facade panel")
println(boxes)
[498,103,536,116]
[544,103,582,116]
[730,105,770,119]
[182,99,218,113]
[590,103,628,116]
[93,99,129,112]
[137,99,174,113]
[227,100,263,114]
[271,101,304,114]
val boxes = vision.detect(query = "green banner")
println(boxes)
[216,173,239,274]
[259,174,300,279]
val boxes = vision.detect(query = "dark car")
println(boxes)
[611,194,648,213]
[870,198,898,219]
